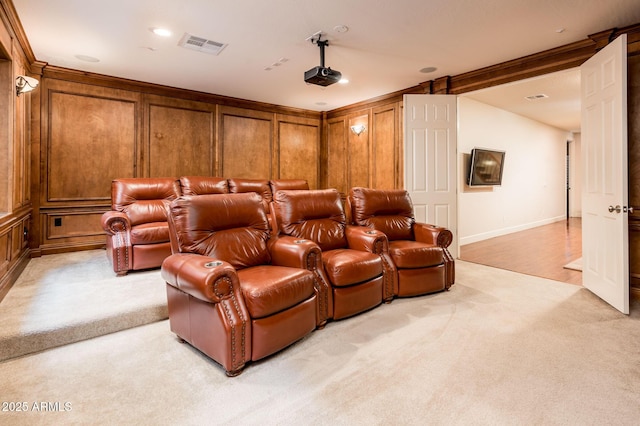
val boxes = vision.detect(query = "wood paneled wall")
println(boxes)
[29,73,322,255]
[324,102,402,195]
[0,0,33,301]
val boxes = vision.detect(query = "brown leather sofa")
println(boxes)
[270,188,396,321]
[101,177,180,276]
[102,177,309,275]
[162,192,322,376]
[347,187,455,296]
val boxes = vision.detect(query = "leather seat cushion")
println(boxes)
[238,265,315,318]
[322,249,383,287]
[389,240,443,268]
[130,222,170,245]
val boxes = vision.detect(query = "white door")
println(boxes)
[403,94,458,257]
[581,34,629,314]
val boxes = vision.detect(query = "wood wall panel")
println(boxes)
[326,118,348,194]
[348,114,370,189]
[148,103,215,178]
[45,211,103,240]
[0,59,10,212]
[325,102,403,195]
[10,221,23,259]
[220,107,273,178]
[372,104,399,189]
[277,115,320,188]
[48,91,136,201]
[13,58,30,209]
[0,231,7,276]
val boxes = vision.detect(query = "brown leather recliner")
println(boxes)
[178,176,229,195]
[101,177,180,276]
[271,189,396,321]
[162,192,323,376]
[347,187,455,297]
[228,178,273,210]
[269,178,310,193]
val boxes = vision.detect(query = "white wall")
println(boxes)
[458,97,573,246]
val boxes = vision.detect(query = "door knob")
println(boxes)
[608,205,622,213]
[623,206,635,214]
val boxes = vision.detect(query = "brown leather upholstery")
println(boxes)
[347,187,455,297]
[228,178,272,208]
[271,189,394,320]
[178,176,228,195]
[162,192,322,376]
[101,177,180,276]
[269,179,310,193]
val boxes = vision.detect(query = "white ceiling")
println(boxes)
[462,67,582,132]
[12,0,640,131]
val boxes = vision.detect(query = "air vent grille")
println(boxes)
[178,33,227,55]
[524,94,549,101]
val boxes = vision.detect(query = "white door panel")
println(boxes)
[581,34,629,314]
[404,94,458,257]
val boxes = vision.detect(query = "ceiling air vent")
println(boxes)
[178,33,227,55]
[524,94,549,101]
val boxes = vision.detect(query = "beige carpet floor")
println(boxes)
[0,250,167,361]
[0,258,638,425]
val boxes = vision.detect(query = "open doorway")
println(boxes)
[456,68,583,285]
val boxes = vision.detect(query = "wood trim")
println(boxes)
[41,66,322,120]
[0,246,29,303]
[631,287,640,302]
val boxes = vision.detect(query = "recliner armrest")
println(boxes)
[269,235,330,325]
[101,211,131,235]
[161,253,241,304]
[345,225,389,254]
[268,236,322,270]
[414,223,453,248]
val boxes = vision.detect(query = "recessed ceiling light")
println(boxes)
[150,27,172,37]
[74,54,100,62]
[339,78,349,84]
[419,67,437,74]
[263,57,289,71]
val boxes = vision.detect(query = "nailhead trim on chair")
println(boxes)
[307,251,329,325]
[218,277,247,374]
[114,228,130,275]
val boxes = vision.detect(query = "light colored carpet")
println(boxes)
[0,260,638,425]
[563,257,583,271]
[0,249,167,361]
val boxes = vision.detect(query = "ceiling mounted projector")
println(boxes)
[304,35,341,86]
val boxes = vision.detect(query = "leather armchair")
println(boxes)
[271,188,395,321]
[162,192,322,376]
[347,187,455,297]
[101,177,180,276]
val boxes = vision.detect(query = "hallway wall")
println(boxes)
[458,97,572,245]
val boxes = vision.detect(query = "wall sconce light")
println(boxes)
[350,124,366,136]
[16,75,39,96]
